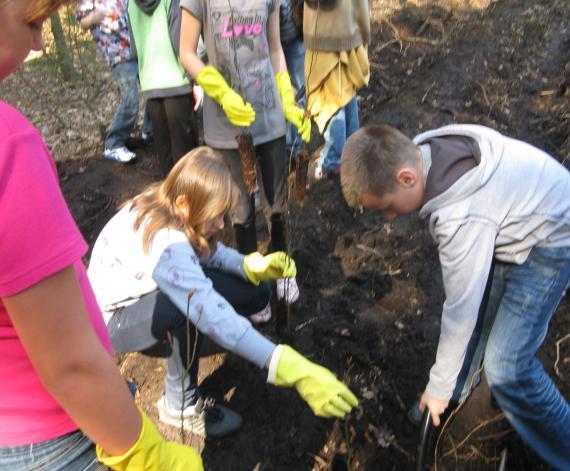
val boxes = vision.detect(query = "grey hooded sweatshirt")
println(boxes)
[415,124,570,400]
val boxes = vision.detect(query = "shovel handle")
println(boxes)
[416,408,433,471]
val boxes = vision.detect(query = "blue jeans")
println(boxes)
[105,60,139,150]
[453,246,570,470]
[282,38,305,160]
[318,95,360,173]
[0,430,105,471]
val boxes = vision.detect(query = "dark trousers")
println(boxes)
[216,136,288,254]
[108,269,271,410]
[146,94,198,178]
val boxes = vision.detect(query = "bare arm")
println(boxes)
[3,265,141,456]
[79,8,106,31]
[267,0,287,74]
[179,9,206,78]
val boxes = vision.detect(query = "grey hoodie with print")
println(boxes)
[414,124,570,400]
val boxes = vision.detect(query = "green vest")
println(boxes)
[128,0,191,98]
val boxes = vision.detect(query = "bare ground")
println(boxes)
[1,0,568,469]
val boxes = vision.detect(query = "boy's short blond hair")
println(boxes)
[341,124,420,207]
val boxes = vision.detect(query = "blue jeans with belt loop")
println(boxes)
[0,430,105,471]
[452,246,570,469]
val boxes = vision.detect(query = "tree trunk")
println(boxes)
[50,12,75,81]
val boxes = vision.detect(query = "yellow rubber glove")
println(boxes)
[268,345,359,418]
[275,71,311,142]
[195,65,255,127]
[243,251,297,286]
[97,408,203,471]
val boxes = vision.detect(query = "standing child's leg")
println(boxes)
[216,148,258,254]
[163,94,198,167]
[256,136,299,303]
[146,98,173,178]
[484,246,570,469]
[256,136,288,253]
[104,59,139,162]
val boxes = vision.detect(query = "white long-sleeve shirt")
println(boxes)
[88,206,275,368]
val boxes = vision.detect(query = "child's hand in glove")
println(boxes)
[268,345,358,418]
[97,409,203,471]
[243,252,296,285]
[275,71,311,142]
[196,65,255,127]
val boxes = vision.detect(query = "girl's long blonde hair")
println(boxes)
[130,146,237,259]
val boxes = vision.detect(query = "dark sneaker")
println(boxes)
[157,396,242,438]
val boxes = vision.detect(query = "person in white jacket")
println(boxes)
[89,146,358,438]
[340,124,570,470]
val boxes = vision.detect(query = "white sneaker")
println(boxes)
[156,396,242,438]
[103,146,136,163]
[249,303,272,324]
[277,277,300,303]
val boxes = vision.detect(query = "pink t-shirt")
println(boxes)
[0,101,113,446]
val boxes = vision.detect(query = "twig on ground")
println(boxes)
[447,433,459,466]
[467,444,501,464]
[434,364,485,469]
[422,81,437,103]
[374,38,401,54]
[554,333,570,379]
[381,17,443,47]
[476,81,491,108]
[441,413,505,459]
[475,429,513,442]
[294,317,320,332]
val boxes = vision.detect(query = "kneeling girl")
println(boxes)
[88,146,357,437]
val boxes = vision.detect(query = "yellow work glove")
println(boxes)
[275,71,311,142]
[243,251,297,286]
[97,408,203,471]
[195,65,255,127]
[268,345,358,418]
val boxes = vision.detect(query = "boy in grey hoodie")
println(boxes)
[340,123,570,470]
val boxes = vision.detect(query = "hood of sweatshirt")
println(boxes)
[414,124,504,219]
[133,0,161,14]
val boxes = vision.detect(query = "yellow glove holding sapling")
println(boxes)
[97,408,203,471]
[275,71,311,142]
[243,251,297,286]
[195,65,255,127]
[268,345,359,418]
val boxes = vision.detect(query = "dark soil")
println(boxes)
[9,0,569,469]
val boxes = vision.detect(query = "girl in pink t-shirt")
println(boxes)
[0,1,201,469]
